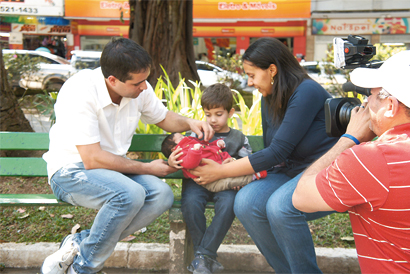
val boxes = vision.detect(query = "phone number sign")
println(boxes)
[0,0,64,16]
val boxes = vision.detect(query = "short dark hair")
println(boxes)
[201,83,234,112]
[242,37,310,121]
[399,102,410,118]
[100,37,152,82]
[161,133,178,159]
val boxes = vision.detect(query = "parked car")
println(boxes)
[300,61,347,87]
[70,50,102,70]
[195,60,251,91]
[2,49,75,95]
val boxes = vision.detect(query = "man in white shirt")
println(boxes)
[41,38,213,274]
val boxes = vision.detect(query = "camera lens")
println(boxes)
[339,101,360,129]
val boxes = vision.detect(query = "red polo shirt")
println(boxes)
[317,123,410,273]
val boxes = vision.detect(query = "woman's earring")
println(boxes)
[271,77,274,85]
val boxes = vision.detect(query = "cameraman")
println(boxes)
[293,50,410,273]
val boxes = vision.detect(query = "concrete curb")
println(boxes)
[0,243,360,273]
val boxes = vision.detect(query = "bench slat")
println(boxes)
[0,157,185,178]
[129,134,166,152]
[0,158,48,176]
[0,194,67,206]
[0,132,264,153]
[0,194,214,209]
[0,132,49,150]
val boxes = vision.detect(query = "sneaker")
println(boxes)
[206,256,224,273]
[41,234,78,274]
[254,170,267,180]
[68,265,78,274]
[187,254,212,274]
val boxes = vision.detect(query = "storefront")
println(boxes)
[64,0,309,60]
[0,0,73,58]
[193,0,310,61]
[65,0,130,51]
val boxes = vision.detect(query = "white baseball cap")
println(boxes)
[350,50,410,108]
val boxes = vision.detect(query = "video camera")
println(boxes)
[325,35,381,137]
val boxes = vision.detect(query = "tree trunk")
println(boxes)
[1,46,35,157]
[129,0,200,88]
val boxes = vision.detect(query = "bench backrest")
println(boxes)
[0,132,263,178]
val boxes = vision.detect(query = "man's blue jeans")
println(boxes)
[181,179,236,258]
[234,172,333,274]
[50,162,174,274]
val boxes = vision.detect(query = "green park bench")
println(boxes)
[0,131,263,273]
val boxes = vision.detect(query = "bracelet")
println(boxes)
[341,134,360,145]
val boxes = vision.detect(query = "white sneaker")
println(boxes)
[68,265,78,274]
[41,234,78,274]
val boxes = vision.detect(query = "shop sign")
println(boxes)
[77,24,128,36]
[11,23,71,34]
[193,0,310,19]
[9,32,23,45]
[193,26,304,37]
[65,0,130,19]
[312,18,410,35]
[0,0,64,16]
[37,24,71,34]
[11,23,37,33]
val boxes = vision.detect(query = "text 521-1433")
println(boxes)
[0,6,38,14]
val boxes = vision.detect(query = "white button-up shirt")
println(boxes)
[43,68,168,179]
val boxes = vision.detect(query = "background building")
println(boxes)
[1,0,72,58]
[308,0,410,61]
[2,0,409,62]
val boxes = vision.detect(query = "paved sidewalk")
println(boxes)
[1,242,360,273]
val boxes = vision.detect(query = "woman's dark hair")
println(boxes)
[242,37,310,121]
[161,133,178,159]
[100,37,152,82]
[201,83,233,111]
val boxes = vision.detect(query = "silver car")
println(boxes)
[195,60,250,91]
[3,49,75,95]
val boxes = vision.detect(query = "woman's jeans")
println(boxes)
[181,179,236,258]
[234,172,333,274]
[50,162,174,274]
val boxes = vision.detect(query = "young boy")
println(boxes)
[166,83,260,274]
[161,133,266,192]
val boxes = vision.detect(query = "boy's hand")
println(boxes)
[168,147,183,169]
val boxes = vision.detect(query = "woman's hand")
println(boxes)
[167,147,184,169]
[189,158,223,185]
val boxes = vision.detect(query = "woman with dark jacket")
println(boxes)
[190,37,337,273]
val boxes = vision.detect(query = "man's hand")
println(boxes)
[345,102,376,142]
[188,120,214,142]
[77,142,178,176]
[168,147,184,169]
[293,103,376,213]
[156,111,214,141]
[147,159,178,177]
